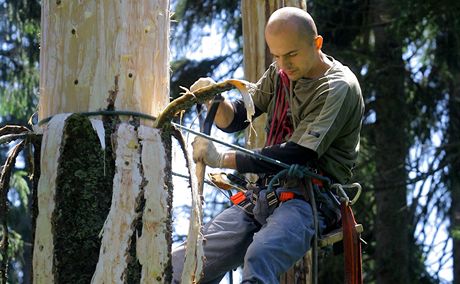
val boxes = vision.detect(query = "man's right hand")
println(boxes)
[192,136,224,168]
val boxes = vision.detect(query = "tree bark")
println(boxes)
[34,1,172,283]
[370,0,410,283]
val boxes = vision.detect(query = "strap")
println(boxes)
[230,192,255,216]
[202,94,222,134]
[341,202,363,284]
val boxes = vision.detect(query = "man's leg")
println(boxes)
[241,199,327,284]
[172,205,259,284]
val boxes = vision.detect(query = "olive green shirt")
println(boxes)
[253,56,364,184]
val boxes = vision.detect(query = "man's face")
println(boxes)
[265,28,318,81]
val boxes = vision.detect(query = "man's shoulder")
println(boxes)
[324,60,362,102]
[327,58,360,87]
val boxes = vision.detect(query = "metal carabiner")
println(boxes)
[331,183,362,206]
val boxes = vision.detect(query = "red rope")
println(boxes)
[266,70,293,146]
[341,202,363,284]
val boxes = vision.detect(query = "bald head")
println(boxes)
[265,7,317,41]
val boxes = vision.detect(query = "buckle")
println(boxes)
[230,192,246,205]
[312,178,323,187]
[259,176,282,187]
[278,191,295,202]
[230,191,254,215]
[266,191,278,207]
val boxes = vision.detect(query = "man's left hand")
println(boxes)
[192,136,224,168]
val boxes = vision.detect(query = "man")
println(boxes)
[173,7,364,284]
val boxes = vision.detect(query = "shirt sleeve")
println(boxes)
[235,141,317,174]
[217,100,263,133]
[251,63,278,112]
[289,79,355,157]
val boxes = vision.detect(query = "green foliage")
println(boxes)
[3,168,32,284]
[0,0,41,121]
[170,0,243,103]
[452,226,460,240]
[170,57,227,100]
[0,229,22,264]
[10,170,29,207]
[171,0,241,52]
[0,228,24,283]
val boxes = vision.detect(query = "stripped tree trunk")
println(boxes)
[241,1,311,283]
[34,1,172,283]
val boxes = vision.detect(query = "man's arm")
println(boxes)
[192,138,317,173]
[235,142,317,174]
[195,98,316,172]
[210,98,235,129]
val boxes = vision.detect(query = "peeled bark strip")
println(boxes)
[33,113,71,283]
[182,145,204,283]
[91,123,142,283]
[136,126,169,283]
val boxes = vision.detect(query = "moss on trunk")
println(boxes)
[160,129,174,283]
[53,114,114,283]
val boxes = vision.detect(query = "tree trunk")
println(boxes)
[34,1,172,283]
[370,0,410,283]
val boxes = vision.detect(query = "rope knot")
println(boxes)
[287,164,305,178]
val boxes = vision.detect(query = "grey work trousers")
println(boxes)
[172,198,327,283]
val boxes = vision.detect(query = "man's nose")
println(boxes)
[277,56,290,70]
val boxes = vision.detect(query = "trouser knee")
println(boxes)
[244,241,277,269]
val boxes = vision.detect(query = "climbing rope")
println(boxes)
[266,70,292,146]
[266,164,330,193]
[38,110,157,126]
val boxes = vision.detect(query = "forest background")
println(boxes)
[0,0,459,283]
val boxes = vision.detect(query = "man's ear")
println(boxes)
[314,35,323,50]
